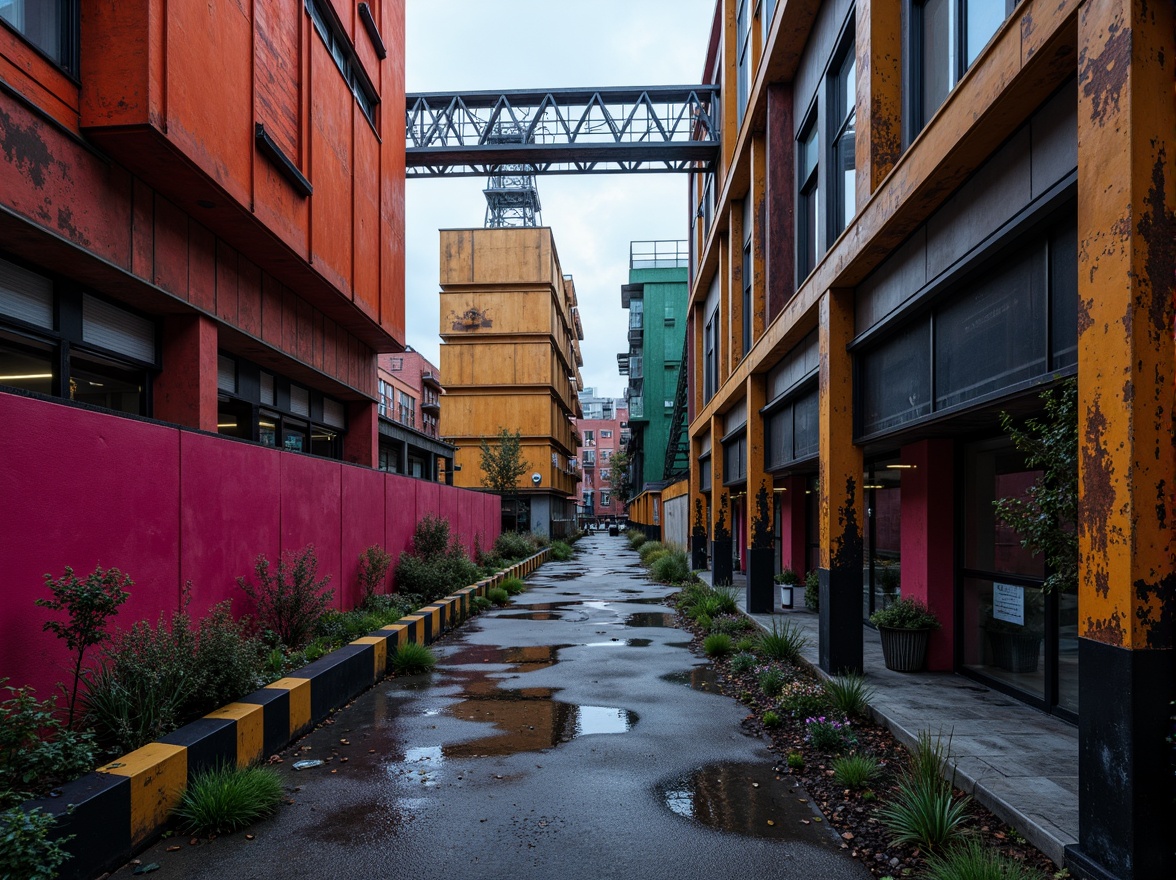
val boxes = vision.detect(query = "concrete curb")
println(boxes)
[23,548,551,880]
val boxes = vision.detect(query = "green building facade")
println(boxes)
[617,241,688,497]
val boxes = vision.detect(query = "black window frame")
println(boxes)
[828,27,857,241]
[0,0,80,77]
[703,312,718,403]
[736,0,752,129]
[796,112,820,283]
[741,235,753,357]
[305,0,380,129]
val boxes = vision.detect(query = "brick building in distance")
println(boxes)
[377,347,455,481]
[575,389,628,523]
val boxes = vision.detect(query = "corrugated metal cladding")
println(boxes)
[81,295,156,364]
[0,258,53,330]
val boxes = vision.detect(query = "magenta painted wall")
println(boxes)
[0,393,500,702]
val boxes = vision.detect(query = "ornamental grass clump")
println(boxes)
[173,764,284,835]
[549,540,574,561]
[756,618,808,663]
[487,587,510,606]
[757,666,789,698]
[638,541,667,564]
[702,633,734,658]
[391,642,436,675]
[650,549,691,584]
[626,530,648,549]
[921,836,1040,880]
[823,671,876,719]
[494,531,538,562]
[831,753,881,789]
[501,576,526,596]
[879,730,970,852]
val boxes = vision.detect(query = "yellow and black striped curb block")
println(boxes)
[25,548,551,880]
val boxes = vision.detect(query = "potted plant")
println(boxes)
[983,586,1045,672]
[775,568,800,609]
[869,597,940,672]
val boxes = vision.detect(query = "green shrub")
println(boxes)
[638,541,666,563]
[804,570,819,611]
[0,806,72,880]
[734,636,757,653]
[823,672,876,719]
[471,596,492,613]
[805,716,856,752]
[694,612,713,630]
[786,751,804,771]
[391,643,436,675]
[188,601,265,718]
[730,652,757,673]
[756,618,808,663]
[487,587,510,606]
[357,545,394,604]
[237,545,334,649]
[531,532,551,548]
[642,548,670,568]
[869,597,941,630]
[710,614,754,635]
[921,837,1039,880]
[83,608,198,754]
[778,679,829,719]
[627,531,648,550]
[0,684,95,808]
[36,564,132,727]
[650,550,691,584]
[549,541,574,561]
[501,576,526,596]
[173,764,284,835]
[494,531,537,562]
[831,753,881,789]
[762,710,782,728]
[757,667,788,698]
[396,517,481,602]
[702,633,734,658]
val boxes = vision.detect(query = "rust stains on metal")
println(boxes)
[0,106,61,189]
[1080,398,1114,598]
[56,207,90,248]
[1079,18,1131,126]
[1085,611,1126,646]
[830,476,862,577]
[1134,572,1175,650]
[869,96,902,176]
[1136,149,1176,345]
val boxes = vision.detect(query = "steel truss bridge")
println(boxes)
[405,85,720,178]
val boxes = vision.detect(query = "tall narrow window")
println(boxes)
[742,238,753,357]
[704,314,717,403]
[830,39,857,238]
[736,0,751,128]
[0,0,77,73]
[913,0,1010,132]
[797,119,820,281]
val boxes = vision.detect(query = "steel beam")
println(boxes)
[406,85,720,177]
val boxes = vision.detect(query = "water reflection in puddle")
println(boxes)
[660,762,830,842]
[441,644,569,672]
[661,666,721,693]
[583,638,652,647]
[624,612,678,628]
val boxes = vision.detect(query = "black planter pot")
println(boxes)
[986,629,1044,673]
[691,535,708,571]
[877,626,931,672]
[746,547,775,613]
[711,538,733,586]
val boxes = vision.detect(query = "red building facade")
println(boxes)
[575,390,628,521]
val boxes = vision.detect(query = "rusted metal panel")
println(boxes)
[1076,0,1176,651]
[215,241,239,325]
[131,177,155,281]
[856,0,902,203]
[261,273,283,346]
[765,84,794,322]
[188,222,217,313]
[237,258,263,338]
[153,196,190,298]
[352,118,381,322]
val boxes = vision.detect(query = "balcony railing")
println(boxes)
[630,240,688,269]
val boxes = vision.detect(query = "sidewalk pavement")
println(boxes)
[697,570,1079,867]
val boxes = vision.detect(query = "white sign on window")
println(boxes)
[992,582,1024,626]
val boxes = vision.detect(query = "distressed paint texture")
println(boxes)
[856,0,903,205]
[818,290,862,573]
[1076,0,1176,649]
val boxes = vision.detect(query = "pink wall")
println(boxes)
[900,439,955,671]
[0,393,500,702]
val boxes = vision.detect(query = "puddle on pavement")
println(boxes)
[441,643,569,672]
[311,799,408,844]
[583,638,652,647]
[624,612,678,628]
[667,641,693,649]
[405,687,638,759]
[659,762,832,843]
[497,611,562,620]
[662,666,721,693]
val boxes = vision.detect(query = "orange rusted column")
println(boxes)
[818,289,863,674]
[855,0,902,207]
[1072,2,1175,878]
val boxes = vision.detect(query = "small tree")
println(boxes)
[36,565,131,727]
[237,545,334,648]
[607,449,632,508]
[357,545,394,605]
[994,378,1078,594]
[480,427,528,531]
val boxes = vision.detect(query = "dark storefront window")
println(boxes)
[863,460,903,620]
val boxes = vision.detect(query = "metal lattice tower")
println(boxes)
[483,124,541,227]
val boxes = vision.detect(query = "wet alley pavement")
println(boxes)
[116,534,870,880]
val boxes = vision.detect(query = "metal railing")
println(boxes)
[630,240,688,269]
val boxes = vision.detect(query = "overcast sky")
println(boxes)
[405,0,715,400]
